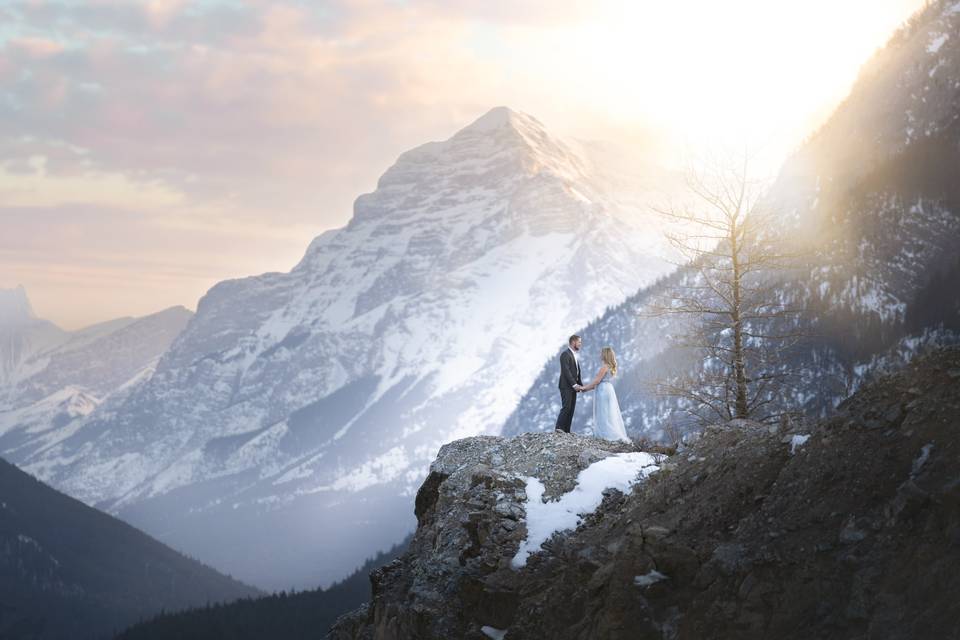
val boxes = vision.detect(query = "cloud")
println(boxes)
[7,36,66,58]
[0,201,315,329]
[0,1,519,225]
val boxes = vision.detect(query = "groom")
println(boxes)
[555,334,583,433]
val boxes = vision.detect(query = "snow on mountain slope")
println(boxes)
[0,292,193,463]
[23,107,684,590]
[504,0,960,440]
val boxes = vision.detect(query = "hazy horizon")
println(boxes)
[1,0,925,330]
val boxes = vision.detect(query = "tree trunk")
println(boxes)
[731,224,749,419]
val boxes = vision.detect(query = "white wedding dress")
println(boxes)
[593,370,630,443]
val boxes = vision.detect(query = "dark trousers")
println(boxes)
[555,387,576,432]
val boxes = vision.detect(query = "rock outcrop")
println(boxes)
[329,433,652,639]
[331,347,960,639]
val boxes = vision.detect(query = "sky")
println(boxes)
[0,0,927,329]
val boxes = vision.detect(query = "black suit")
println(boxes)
[555,348,582,433]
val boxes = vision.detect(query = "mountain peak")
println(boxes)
[345,105,587,231]
[454,106,553,143]
[460,106,531,133]
[0,285,36,325]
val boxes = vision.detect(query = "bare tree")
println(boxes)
[650,152,805,424]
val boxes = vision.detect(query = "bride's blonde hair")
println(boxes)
[601,346,618,376]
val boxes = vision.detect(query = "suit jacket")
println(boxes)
[558,348,582,390]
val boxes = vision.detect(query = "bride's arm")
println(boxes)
[582,365,608,391]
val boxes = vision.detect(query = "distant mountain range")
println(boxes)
[0,286,192,466]
[0,457,258,640]
[504,0,960,439]
[15,107,685,590]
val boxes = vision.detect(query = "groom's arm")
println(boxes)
[560,352,578,389]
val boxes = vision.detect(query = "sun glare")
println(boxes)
[539,0,925,169]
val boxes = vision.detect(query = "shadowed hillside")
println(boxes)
[113,537,410,640]
[0,459,258,640]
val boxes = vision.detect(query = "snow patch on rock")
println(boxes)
[512,451,659,568]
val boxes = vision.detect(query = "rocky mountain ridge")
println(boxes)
[0,289,192,469]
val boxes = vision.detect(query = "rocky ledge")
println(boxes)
[330,348,960,639]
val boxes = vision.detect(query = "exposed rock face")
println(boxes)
[331,347,960,639]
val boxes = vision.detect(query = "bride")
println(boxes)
[581,346,630,443]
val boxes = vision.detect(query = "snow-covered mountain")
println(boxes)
[23,107,684,590]
[0,288,193,463]
[504,0,960,439]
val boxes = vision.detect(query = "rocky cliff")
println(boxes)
[330,346,960,639]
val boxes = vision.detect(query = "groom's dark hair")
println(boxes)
[568,334,581,345]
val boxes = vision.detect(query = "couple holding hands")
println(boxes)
[555,334,630,443]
